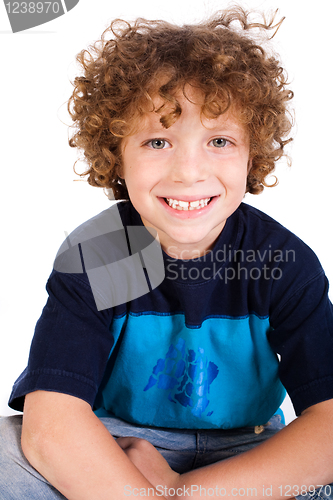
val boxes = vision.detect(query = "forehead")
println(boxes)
[129,84,248,139]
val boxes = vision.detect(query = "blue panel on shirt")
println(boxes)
[94,312,286,429]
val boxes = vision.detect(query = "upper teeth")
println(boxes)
[166,198,211,210]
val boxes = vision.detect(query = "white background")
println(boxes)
[0,0,332,425]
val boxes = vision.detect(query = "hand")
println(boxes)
[117,436,179,493]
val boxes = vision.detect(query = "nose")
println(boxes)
[170,147,209,186]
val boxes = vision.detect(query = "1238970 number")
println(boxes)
[5,2,60,14]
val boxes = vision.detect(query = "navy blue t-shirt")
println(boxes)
[9,202,333,429]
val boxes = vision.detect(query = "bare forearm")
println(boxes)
[174,401,333,500]
[22,391,166,500]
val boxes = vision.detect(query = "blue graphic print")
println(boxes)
[144,338,219,417]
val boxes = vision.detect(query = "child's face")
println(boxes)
[121,88,250,259]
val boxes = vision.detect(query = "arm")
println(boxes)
[21,390,168,500]
[120,399,333,500]
[174,399,333,499]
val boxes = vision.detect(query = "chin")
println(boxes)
[168,230,214,247]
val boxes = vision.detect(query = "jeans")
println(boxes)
[0,414,332,499]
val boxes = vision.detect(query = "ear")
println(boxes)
[247,158,253,174]
[118,141,126,179]
[115,155,125,180]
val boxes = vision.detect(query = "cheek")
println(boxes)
[123,166,153,203]
[127,160,161,189]
[219,168,248,191]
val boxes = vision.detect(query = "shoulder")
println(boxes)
[237,202,297,237]
[233,204,326,315]
[236,203,322,269]
[50,201,163,312]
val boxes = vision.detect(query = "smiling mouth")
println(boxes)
[164,197,214,211]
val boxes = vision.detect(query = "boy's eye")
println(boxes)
[210,138,228,148]
[148,139,170,149]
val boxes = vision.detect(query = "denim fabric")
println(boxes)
[0,414,332,499]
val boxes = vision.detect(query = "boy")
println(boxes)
[1,5,333,500]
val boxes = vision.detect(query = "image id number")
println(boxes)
[278,485,332,497]
[5,2,61,14]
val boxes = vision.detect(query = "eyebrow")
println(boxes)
[138,123,243,134]
[202,118,244,131]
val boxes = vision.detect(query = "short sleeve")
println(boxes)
[9,269,114,411]
[269,264,333,416]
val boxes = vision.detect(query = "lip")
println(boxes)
[158,195,220,219]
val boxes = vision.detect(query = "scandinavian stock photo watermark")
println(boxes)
[164,245,296,283]
[53,205,165,311]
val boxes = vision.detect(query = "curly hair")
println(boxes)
[68,5,294,200]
